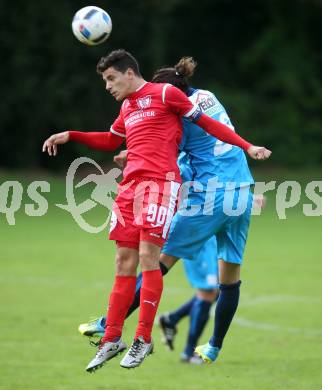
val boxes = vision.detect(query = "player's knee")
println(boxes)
[197,288,218,302]
[115,251,137,276]
[218,260,240,284]
[139,249,159,271]
[159,253,178,269]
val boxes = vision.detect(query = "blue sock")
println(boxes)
[168,296,197,326]
[209,280,241,349]
[125,262,169,318]
[183,297,212,357]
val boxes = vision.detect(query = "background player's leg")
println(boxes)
[167,296,197,326]
[183,289,217,360]
[156,254,181,349]
[177,237,219,359]
[158,295,196,351]
[208,260,240,349]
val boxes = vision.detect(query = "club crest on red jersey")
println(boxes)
[136,95,151,110]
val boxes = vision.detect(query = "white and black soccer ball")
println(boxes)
[72,6,112,46]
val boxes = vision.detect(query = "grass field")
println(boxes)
[1,170,322,390]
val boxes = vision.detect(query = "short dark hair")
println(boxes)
[96,49,141,76]
[152,57,197,93]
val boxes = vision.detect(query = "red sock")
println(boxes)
[135,269,163,342]
[103,275,136,342]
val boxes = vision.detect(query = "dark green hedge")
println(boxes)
[1,0,321,169]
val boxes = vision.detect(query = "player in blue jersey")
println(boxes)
[154,57,256,363]
[78,57,271,364]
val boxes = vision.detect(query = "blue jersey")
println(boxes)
[178,88,254,189]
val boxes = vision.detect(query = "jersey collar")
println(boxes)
[187,87,197,97]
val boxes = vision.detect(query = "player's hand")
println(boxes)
[247,145,272,160]
[42,131,70,156]
[253,194,267,209]
[113,150,128,169]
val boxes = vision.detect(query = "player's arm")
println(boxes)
[195,114,271,160]
[42,130,124,156]
[165,85,271,160]
[42,112,126,156]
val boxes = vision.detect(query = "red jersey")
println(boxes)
[110,82,199,183]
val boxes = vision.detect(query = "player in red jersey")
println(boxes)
[43,49,271,371]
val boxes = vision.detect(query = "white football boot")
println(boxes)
[86,339,127,372]
[120,336,153,369]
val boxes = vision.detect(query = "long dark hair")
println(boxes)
[152,57,197,93]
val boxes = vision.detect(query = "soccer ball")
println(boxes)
[72,6,112,46]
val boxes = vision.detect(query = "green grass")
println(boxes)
[1,171,322,390]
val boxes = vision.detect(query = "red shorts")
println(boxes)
[109,177,180,248]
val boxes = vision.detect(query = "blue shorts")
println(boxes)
[162,186,252,265]
[183,236,218,290]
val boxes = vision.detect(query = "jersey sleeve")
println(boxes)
[68,131,124,151]
[110,110,126,138]
[163,84,202,122]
